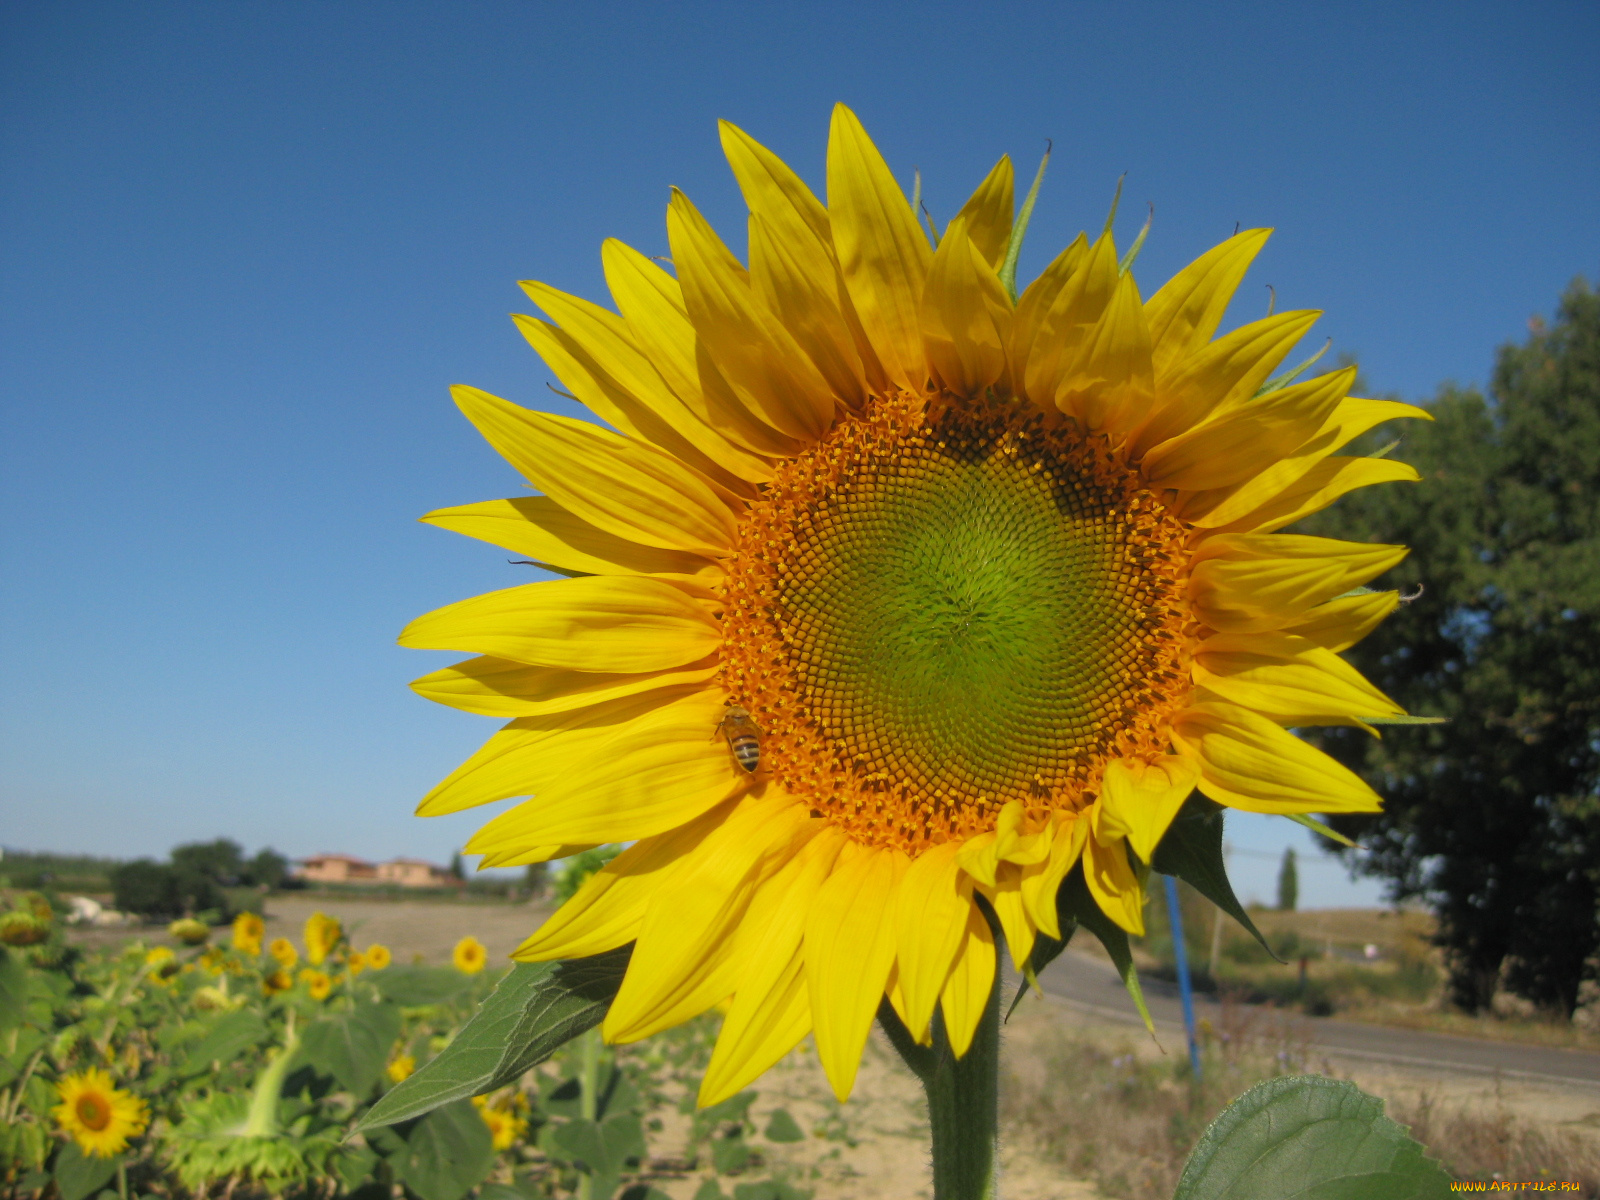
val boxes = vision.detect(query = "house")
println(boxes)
[296,853,377,884]
[294,854,453,888]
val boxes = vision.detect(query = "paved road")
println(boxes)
[1033,948,1600,1090]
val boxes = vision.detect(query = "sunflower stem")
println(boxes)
[879,981,1001,1200]
[240,1012,297,1139]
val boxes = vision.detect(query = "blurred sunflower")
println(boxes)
[231,912,265,955]
[387,1054,416,1084]
[472,1093,529,1150]
[169,918,210,946]
[299,969,333,1002]
[364,943,392,970]
[452,936,488,975]
[262,969,292,995]
[303,912,341,966]
[53,1068,149,1157]
[403,105,1424,1104]
[268,937,298,969]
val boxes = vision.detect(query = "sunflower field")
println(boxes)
[0,895,809,1200]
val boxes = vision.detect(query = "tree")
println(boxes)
[111,859,185,918]
[1276,848,1299,912]
[1310,278,1600,1017]
[170,839,245,887]
[523,862,549,898]
[243,848,289,889]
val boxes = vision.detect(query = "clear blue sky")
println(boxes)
[3,2,1596,907]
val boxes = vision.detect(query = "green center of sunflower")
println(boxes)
[721,393,1191,851]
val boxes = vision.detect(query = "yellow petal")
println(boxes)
[477,843,595,868]
[1172,700,1385,814]
[668,189,837,443]
[1019,815,1089,938]
[953,830,999,888]
[938,905,996,1058]
[1207,457,1421,536]
[1021,231,1119,407]
[1188,533,1408,633]
[452,386,738,556]
[1183,396,1431,527]
[1097,756,1201,864]
[951,156,1015,269]
[415,688,700,817]
[1141,367,1353,492]
[1054,268,1155,436]
[1281,589,1400,652]
[463,689,744,848]
[893,841,972,1041]
[984,864,1036,973]
[1083,832,1145,936]
[748,212,867,407]
[920,216,1011,396]
[827,103,931,393]
[420,496,721,595]
[1193,632,1403,726]
[605,791,814,1041]
[1144,229,1272,380]
[399,575,721,673]
[805,842,909,1101]
[409,654,720,719]
[513,303,770,488]
[1132,310,1321,458]
[512,804,732,961]
[698,826,847,1106]
[1008,234,1088,391]
[601,239,802,460]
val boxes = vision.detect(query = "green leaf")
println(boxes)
[1174,1075,1453,1199]
[355,945,631,1132]
[334,1145,380,1193]
[181,1009,269,1075]
[711,1131,751,1174]
[693,1180,727,1200]
[52,1145,118,1200]
[552,1112,645,1176]
[1152,796,1276,959]
[0,949,28,1031]
[388,1099,496,1200]
[762,1108,805,1143]
[298,1002,401,1096]
[375,966,473,1006]
[1056,866,1155,1033]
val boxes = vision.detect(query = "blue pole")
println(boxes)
[1163,873,1202,1081]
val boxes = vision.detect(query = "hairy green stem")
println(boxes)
[240,1013,298,1139]
[879,973,1001,1200]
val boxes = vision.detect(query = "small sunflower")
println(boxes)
[231,912,265,955]
[471,1093,529,1150]
[452,936,489,975]
[364,943,393,970]
[262,969,292,995]
[299,969,333,1001]
[403,106,1425,1104]
[53,1068,149,1158]
[303,912,341,966]
[387,1054,416,1084]
[268,937,298,968]
[0,910,51,946]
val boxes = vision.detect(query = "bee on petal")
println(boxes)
[715,705,763,774]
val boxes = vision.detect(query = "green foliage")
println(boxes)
[1173,1075,1452,1199]
[383,1101,495,1200]
[1309,278,1600,1017]
[51,1143,118,1200]
[553,846,624,905]
[1276,848,1298,913]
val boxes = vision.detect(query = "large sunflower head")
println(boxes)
[403,105,1425,1104]
[53,1068,149,1158]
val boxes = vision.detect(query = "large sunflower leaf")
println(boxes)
[355,945,631,1133]
[52,1145,119,1200]
[299,1002,402,1097]
[386,1099,496,1200]
[1151,795,1277,959]
[1174,1075,1452,1199]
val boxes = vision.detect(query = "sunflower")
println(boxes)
[262,969,292,995]
[169,918,210,946]
[303,911,341,966]
[364,943,393,970]
[268,937,298,969]
[387,1054,416,1084]
[231,912,265,956]
[299,969,333,1001]
[452,936,488,975]
[53,1068,149,1158]
[472,1093,529,1150]
[402,105,1424,1105]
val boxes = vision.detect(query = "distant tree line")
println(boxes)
[1313,277,1600,1020]
[110,839,291,921]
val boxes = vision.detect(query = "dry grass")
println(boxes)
[999,1001,1600,1198]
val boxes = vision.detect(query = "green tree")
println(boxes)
[243,847,289,889]
[1311,278,1600,1017]
[1276,848,1299,912]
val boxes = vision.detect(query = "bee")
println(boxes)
[714,705,763,774]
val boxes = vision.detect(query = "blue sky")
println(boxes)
[2,1,1596,907]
